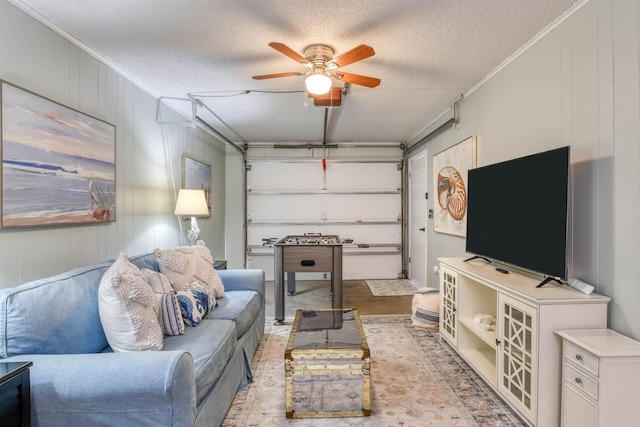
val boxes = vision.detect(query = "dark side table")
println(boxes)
[213,260,227,270]
[0,361,32,427]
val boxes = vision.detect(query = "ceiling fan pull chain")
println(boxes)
[322,149,327,191]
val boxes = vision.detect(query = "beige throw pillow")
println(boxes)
[154,240,225,298]
[98,253,164,352]
[141,269,185,336]
[142,268,174,293]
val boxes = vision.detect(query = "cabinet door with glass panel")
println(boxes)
[497,294,537,425]
[439,265,458,345]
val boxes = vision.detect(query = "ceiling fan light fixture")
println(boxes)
[253,42,379,92]
[305,70,332,95]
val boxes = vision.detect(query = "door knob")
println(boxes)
[419,227,425,231]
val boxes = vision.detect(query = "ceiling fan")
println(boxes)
[252,42,381,97]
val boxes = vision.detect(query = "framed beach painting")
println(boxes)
[182,154,212,218]
[1,81,116,228]
[433,135,476,236]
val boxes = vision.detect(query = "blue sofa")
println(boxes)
[0,253,265,427]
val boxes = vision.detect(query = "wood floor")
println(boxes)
[264,279,413,320]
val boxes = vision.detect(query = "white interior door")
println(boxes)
[408,151,427,286]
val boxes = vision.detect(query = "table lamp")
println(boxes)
[174,189,209,246]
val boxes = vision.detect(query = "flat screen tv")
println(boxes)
[465,146,570,285]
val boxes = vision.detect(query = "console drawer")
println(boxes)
[564,341,598,377]
[563,362,598,401]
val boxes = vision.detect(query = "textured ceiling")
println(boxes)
[10,0,581,144]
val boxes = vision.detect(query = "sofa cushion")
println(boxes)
[154,241,225,298]
[162,318,237,405]
[127,253,161,272]
[206,290,261,337]
[0,263,111,358]
[98,254,164,352]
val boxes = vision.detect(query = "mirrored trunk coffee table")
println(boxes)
[284,308,371,419]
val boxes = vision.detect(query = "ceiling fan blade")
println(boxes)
[252,72,303,80]
[334,72,380,88]
[330,44,375,68]
[268,42,308,65]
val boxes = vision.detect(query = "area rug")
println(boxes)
[222,316,525,426]
[365,279,419,296]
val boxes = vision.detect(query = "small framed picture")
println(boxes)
[182,154,212,218]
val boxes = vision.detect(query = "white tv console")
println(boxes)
[438,258,610,426]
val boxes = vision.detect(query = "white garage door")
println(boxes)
[245,158,403,280]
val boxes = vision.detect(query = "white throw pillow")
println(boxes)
[98,253,164,351]
[154,240,225,298]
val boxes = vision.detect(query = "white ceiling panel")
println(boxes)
[9,0,581,143]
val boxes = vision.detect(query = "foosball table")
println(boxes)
[274,235,342,324]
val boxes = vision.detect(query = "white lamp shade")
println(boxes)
[174,189,209,216]
[305,73,332,95]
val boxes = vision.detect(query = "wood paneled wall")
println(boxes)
[0,1,226,288]
[417,0,640,339]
